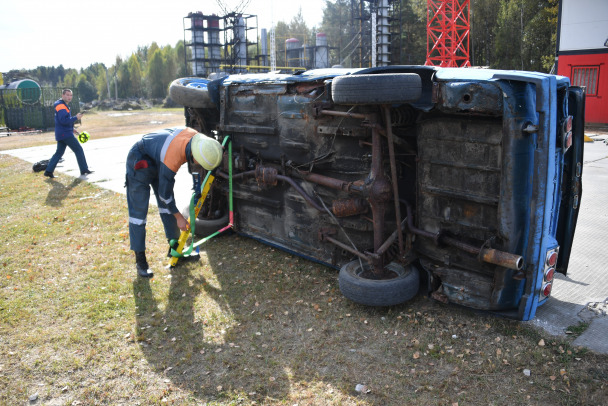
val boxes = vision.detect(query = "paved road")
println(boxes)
[530,134,608,354]
[2,134,196,212]
[3,134,607,354]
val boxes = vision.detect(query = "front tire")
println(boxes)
[181,205,229,237]
[338,260,420,307]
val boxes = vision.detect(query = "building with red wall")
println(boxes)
[556,0,608,124]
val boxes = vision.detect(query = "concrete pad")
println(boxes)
[573,317,608,354]
[1,134,195,211]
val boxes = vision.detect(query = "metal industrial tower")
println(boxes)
[425,0,471,67]
[350,0,403,68]
[183,12,259,77]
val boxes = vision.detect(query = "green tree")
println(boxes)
[147,49,166,98]
[526,0,558,72]
[127,54,143,97]
[493,0,556,72]
[95,67,109,100]
[117,60,131,98]
[175,40,191,77]
[471,0,500,67]
[162,45,177,89]
[62,69,79,89]
[399,0,427,65]
[148,42,160,59]
[273,21,290,67]
[320,0,351,66]
[76,74,98,102]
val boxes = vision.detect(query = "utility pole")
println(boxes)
[103,65,111,99]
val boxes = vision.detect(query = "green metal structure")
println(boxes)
[0,84,80,131]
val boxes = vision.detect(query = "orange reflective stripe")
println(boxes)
[163,128,197,172]
[55,104,69,113]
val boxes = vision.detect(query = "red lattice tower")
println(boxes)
[425,0,471,67]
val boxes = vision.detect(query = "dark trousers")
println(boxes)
[46,135,89,174]
[125,144,180,252]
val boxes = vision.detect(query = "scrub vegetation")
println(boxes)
[0,114,607,405]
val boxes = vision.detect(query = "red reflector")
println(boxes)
[546,251,558,267]
[545,267,555,282]
[565,116,573,132]
[565,131,573,149]
[542,283,552,297]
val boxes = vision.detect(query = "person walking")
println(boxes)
[44,89,93,178]
[126,126,223,278]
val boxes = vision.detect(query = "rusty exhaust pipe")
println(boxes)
[403,200,524,271]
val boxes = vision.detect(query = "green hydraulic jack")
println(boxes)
[168,136,234,267]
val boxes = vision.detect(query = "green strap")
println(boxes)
[170,193,197,258]
[170,136,232,258]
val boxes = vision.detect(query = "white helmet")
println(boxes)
[191,133,223,170]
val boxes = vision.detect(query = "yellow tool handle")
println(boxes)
[169,173,215,267]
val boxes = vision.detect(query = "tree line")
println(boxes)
[3,42,188,104]
[3,0,558,103]
[313,0,557,71]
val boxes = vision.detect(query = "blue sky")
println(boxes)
[0,0,326,72]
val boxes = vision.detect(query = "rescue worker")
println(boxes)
[126,127,223,277]
[45,89,93,178]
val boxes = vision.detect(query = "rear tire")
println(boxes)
[338,260,420,307]
[181,205,229,237]
[331,73,422,105]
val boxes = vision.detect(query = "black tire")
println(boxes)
[338,260,420,307]
[181,205,229,237]
[169,78,215,109]
[331,73,422,105]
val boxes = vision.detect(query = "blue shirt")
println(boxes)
[138,127,196,214]
[54,99,78,141]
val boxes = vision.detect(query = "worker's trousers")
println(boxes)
[46,135,89,174]
[125,143,179,252]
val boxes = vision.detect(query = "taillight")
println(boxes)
[544,267,555,282]
[540,247,559,299]
[546,251,558,267]
[564,116,573,133]
[565,131,573,149]
[562,116,573,150]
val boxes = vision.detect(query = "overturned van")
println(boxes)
[170,65,584,321]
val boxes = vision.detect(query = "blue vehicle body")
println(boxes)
[171,65,583,320]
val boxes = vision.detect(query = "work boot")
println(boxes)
[81,169,94,176]
[135,251,153,278]
[43,171,55,178]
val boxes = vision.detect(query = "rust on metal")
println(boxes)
[479,247,524,271]
[320,231,370,262]
[300,172,357,192]
[404,199,524,271]
[255,165,278,187]
[320,109,369,120]
[332,198,369,217]
[369,120,387,275]
[383,105,405,256]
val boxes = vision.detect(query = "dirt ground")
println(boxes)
[0,108,187,151]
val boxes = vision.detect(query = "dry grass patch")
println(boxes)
[0,154,607,405]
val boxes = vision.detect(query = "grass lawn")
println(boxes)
[0,113,606,405]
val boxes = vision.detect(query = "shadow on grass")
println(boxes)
[44,177,83,207]
[132,254,293,402]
